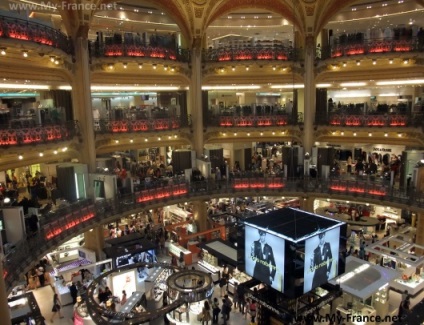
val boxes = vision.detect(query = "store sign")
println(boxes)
[246,293,287,318]
[373,147,392,152]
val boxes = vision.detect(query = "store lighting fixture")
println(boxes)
[403,59,409,64]
[353,132,357,136]
[247,133,250,136]
[389,59,393,64]
[260,132,263,136]
[340,82,367,87]
[108,64,114,69]
[158,137,161,141]
[342,62,347,67]
[271,84,304,89]
[152,64,157,69]
[22,50,28,57]
[372,59,377,65]
[53,150,58,154]
[341,131,344,135]
[62,147,68,152]
[164,65,168,71]
[138,63,143,69]
[317,83,332,88]
[115,140,119,143]
[123,63,127,69]
[54,59,59,65]
[245,66,249,71]
[356,60,360,65]
[174,135,177,138]
[171,67,175,72]
[18,155,23,160]
[376,79,424,86]
[368,132,372,136]
[130,139,133,143]
[384,133,388,137]
[50,56,55,62]
[398,133,402,137]
[272,66,276,70]
[0,48,6,55]
[0,83,49,90]
[39,152,44,157]
[202,85,260,90]
[144,138,148,142]
[91,85,180,91]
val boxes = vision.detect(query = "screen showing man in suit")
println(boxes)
[304,227,340,293]
[244,225,284,292]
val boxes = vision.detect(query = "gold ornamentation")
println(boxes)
[194,7,204,18]
[305,4,315,16]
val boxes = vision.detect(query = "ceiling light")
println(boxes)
[158,137,161,141]
[22,50,28,57]
[372,59,376,65]
[152,64,157,69]
[245,66,249,71]
[138,63,143,69]
[54,59,59,65]
[39,152,44,157]
[340,82,367,87]
[130,139,133,143]
[356,60,360,66]
[384,133,388,137]
[247,133,250,136]
[272,66,276,70]
[0,83,50,90]
[171,67,175,72]
[317,83,332,88]
[353,132,357,136]
[231,66,235,71]
[53,150,58,154]
[174,135,177,138]
[144,138,148,142]
[260,132,263,136]
[342,62,347,67]
[389,59,393,64]
[50,56,55,62]
[164,65,168,71]
[403,59,409,64]
[368,132,372,136]
[341,131,344,135]
[115,140,119,143]
[18,155,23,160]
[202,85,260,90]
[270,84,304,89]
[0,48,6,55]
[108,64,114,69]
[62,147,68,152]
[123,63,127,69]
[398,133,402,137]
[234,133,237,136]
[376,79,424,86]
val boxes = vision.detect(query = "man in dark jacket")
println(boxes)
[251,229,276,286]
[311,232,333,289]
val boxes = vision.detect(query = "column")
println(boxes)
[299,197,314,213]
[84,226,105,261]
[189,41,204,157]
[302,35,316,155]
[0,263,11,325]
[192,200,208,232]
[72,37,96,173]
[415,213,424,256]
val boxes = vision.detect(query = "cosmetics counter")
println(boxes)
[227,271,252,295]
[169,242,192,265]
[197,259,220,283]
[145,267,173,308]
[330,257,400,325]
[8,292,44,325]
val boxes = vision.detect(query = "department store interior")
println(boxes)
[1,0,424,324]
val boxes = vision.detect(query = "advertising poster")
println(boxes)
[244,225,285,292]
[304,227,340,293]
[112,270,136,297]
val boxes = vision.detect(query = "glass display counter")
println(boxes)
[336,304,376,325]
[53,279,73,305]
[228,271,252,295]
[197,260,220,283]
[391,274,424,295]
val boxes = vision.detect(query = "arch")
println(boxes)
[205,0,305,37]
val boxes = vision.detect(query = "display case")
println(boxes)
[228,271,252,295]
[373,284,389,317]
[171,304,190,323]
[146,267,172,307]
[197,260,220,283]
[169,242,192,265]
[53,279,73,305]
[391,275,424,295]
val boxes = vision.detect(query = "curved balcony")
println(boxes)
[203,45,298,63]
[90,43,191,63]
[93,116,188,134]
[205,113,302,127]
[320,35,424,60]
[0,15,73,54]
[3,176,424,292]
[0,121,79,147]
[325,114,411,127]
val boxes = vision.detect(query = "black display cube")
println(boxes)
[243,207,347,298]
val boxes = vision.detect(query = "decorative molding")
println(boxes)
[194,6,204,18]
[305,4,315,16]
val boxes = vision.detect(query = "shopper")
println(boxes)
[221,298,229,325]
[50,293,63,322]
[232,283,239,310]
[69,282,78,304]
[201,300,212,325]
[121,290,127,305]
[223,294,232,321]
[244,298,250,319]
[249,299,257,323]
[36,266,45,287]
[212,297,220,324]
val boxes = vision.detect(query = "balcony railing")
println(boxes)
[0,15,73,54]
[3,176,424,292]
[91,43,191,63]
[320,36,424,60]
[326,114,411,127]
[0,121,79,147]
[93,116,187,134]
[205,113,302,127]
[203,45,299,62]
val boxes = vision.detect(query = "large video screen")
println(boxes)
[244,225,285,292]
[303,227,340,293]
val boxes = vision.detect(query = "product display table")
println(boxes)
[336,305,376,325]
[391,277,424,296]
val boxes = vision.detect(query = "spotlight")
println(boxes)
[403,59,409,64]
[0,48,6,55]
[353,132,357,136]
[138,63,143,69]
[18,155,23,160]
[171,67,175,72]
[39,152,44,157]
[115,140,119,143]
[368,132,372,136]
[53,150,58,154]
[152,64,157,69]
[54,59,59,65]
[123,63,127,69]
[384,133,388,137]
[22,50,28,57]
[164,65,168,71]
[342,62,347,67]
[272,66,276,70]
[232,66,235,71]
[62,147,68,152]
[245,66,249,71]
[356,60,360,66]
[50,56,55,62]
[130,139,133,143]
[389,59,393,64]
[372,59,376,65]
[108,63,114,69]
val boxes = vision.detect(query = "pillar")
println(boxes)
[192,200,208,232]
[302,35,316,155]
[71,37,96,173]
[299,197,314,212]
[0,263,11,325]
[189,41,204,157]
[84,226,105,261]
[415,213,424,256]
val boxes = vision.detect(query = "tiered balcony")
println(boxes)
[0,15,73,54]
[327,113,410,127]
[206,112,302,128]
[0,121,79,147]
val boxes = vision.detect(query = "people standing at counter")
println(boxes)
[69,282,78,304]
[201,300,212,325]
[212,297,220,324]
